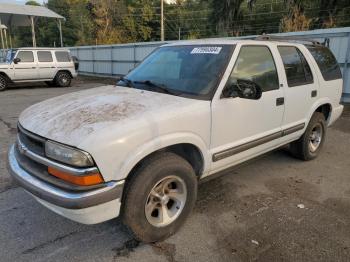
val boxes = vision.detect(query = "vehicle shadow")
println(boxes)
[0,188,137,261]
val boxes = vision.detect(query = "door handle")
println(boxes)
[276,97,284,106]
[311,90,317,97]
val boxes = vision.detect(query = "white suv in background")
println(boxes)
[8,37,344,243]
[0,48,78,91]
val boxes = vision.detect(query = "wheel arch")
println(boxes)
[120,142,206,211]
[308,99,333,126]
[127,143,205,178]
[55,70,73,79]
[0,71,11,82]
[315,103,332,123]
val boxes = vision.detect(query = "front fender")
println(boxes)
[119,132,211,181]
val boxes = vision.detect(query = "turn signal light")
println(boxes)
[48,167,104,186]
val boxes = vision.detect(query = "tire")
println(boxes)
[290,112,327,161]
[122,152,197,243]
[0,75,8,91]
[45,81,56,87]
[54,72,72,87]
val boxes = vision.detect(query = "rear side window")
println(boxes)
[55,51,71,62]
[306,45,342,81]
[278,46,313,87]
[16,51,34,63]
[38,51,53,62]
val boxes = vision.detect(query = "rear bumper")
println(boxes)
[329,104,344,126]
[8,145,124,223]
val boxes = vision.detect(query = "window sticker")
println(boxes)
[191,47,222,54]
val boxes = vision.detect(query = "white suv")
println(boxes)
[0,48,78,91]
[8,38,344,243]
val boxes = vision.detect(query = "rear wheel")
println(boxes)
[122,152,197,243]
[55,72,72,87]
[290,112,326,161]
[0,75,8,91]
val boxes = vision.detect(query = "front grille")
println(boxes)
[18,125,45,156]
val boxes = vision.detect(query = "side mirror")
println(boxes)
[223,79,262,100]
[13,58,21,64]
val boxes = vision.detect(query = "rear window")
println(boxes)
[38,51,53,62]
[278,46,313,87]
[55,51,71,62]
[306,45,342,81]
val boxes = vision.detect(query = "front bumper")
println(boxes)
[8,145,124,223]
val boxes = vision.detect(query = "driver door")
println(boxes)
[13,51,39,80]
[210,44,285,174]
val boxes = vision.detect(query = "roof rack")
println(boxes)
[255,35,326,46]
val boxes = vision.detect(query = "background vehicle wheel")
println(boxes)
[45,81,56,87]
[290,112,326,161]
[0,75,8,91]
[55,72,72,87]
[122,152,197,243]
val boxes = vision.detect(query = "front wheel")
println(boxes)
[122,152,197,243]
[0,75,8,91]
[55,72,72,87]
[290,112,327,161]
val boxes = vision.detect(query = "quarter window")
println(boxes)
[278,46,313,87]
[227,45,279,92]
[38,51,53,62]
[306,45,342,81]
[55,51,71,62]
[16,51,34,63]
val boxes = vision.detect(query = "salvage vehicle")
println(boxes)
[8,37,344,242]
[0,48,78,91]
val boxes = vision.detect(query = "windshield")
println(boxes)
[5,50,17,63]
[118,45,235,100]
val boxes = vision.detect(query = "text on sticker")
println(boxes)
[191,47,222,54]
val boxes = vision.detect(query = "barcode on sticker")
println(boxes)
[191,47,222,54]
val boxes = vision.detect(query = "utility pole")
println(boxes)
[161,0,164,41]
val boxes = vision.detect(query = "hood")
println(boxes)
[19,85,200,146]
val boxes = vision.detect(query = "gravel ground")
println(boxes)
[0,77,350,262]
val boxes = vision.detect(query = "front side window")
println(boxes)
[119,45,235,100]
[55,51,71,62]
[278,46,314,87]
[38,51,53,62]
[306,45,342,81]
[16,51,34,63]
[226,45,279,93]
[5,49,17,63]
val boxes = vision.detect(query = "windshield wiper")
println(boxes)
[133,80,179,95]
[118,77,135,88]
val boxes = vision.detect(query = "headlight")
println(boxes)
[45,141,94,167]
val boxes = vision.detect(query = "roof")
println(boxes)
[16,47,70,51]
[0,3,64,27]
[163,38,314,47]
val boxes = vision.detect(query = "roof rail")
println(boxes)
[255,35,325,46]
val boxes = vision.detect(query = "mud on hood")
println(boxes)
[19,85,194,146]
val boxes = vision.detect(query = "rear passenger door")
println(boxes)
[277,45,318,140]
[37,51,56,79]
[13,51,38,80]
